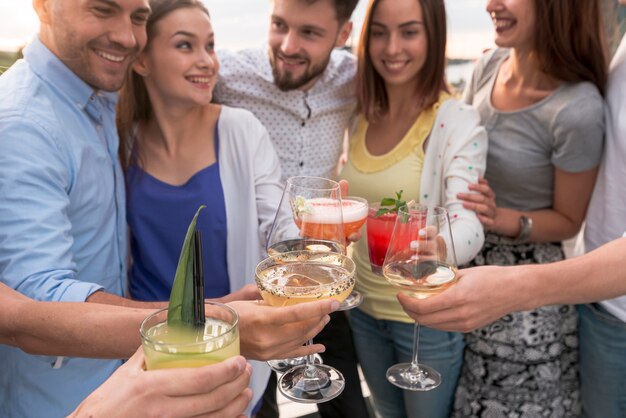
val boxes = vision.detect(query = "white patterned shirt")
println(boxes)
[215,47,357,181]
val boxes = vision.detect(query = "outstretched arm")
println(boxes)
[1,283,338,361]
[398,237,626,332]
[0,283,151,358]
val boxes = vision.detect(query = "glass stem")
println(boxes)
[409,322,424,378]
[304,339,317,378]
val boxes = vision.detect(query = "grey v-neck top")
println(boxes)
[463,48,604,211]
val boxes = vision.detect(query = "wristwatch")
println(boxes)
[515,215,533,243]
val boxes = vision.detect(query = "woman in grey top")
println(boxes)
[454,0,608,416]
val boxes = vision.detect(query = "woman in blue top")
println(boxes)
[116,0,281,413]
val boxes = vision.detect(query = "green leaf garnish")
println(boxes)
[291,195,313,219]
[376,190,408,218]
[167,205,206,328]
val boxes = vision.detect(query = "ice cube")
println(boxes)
[283,273,323,287]
[306,244,332,252]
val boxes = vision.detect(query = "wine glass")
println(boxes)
[267,176,363,310]
[267,176,346,255]
[382,203,458,391]
[255,250,356,403]
[264,176,344,373]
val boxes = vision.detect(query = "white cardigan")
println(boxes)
[218,106,283,413]
[419,99,488,264]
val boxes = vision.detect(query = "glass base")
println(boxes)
[278,364,345,403]
[338,290,363,311]
[386,362,441,391]
[267,354,323,374]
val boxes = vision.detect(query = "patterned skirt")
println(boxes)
[452,233,580,418]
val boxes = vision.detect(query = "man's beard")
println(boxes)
[270,49,330,91]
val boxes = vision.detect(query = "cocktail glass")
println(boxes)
[366,202,399,274]
[255,250,356,403]
[140,302,239,370]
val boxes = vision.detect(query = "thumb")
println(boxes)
[338,179,349,198]
[124,346,146,370]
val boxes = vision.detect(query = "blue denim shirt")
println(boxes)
[0,38,126,417]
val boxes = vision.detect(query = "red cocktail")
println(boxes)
[367,203,421,274]
[366,203,397,274]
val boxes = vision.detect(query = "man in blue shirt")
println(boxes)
[0,0,151,416]
[0,1,340,416]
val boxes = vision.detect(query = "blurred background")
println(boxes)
[1,0,625,91]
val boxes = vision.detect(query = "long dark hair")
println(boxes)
[116,0,210,168]
[532,0,608,96]
[356,0,449,122]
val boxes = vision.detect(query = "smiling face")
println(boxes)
[36,0,151,92]
[367,0,427,91]
[135,6,218,107]
[486,0,535,52]
[268,0,351,91]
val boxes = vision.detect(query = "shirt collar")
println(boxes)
[23,37,118,112]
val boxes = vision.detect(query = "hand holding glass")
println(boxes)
[382,204,458,391]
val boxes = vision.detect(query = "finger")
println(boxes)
[123,346,145,370]
[338,179,349,197]
[347,230,362,242]
[266,317,330,358]
[271,299,339,325]
[397,291,457,317]
[477,215,494,227]
[465,183,492,197]
[172,366,252,418]
[457,192,487,204]
[200,389,253,418]
[153,356,247,396]
[278,343,326,359]
[257,314,331,359]
[240,284,261,300]
[478,177,488,185]
[462,201,493,217]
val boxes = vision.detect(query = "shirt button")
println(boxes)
[299,161,304,167]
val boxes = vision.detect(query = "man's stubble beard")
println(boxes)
[270,48,331,91]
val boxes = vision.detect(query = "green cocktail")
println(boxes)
[140,302,239,370]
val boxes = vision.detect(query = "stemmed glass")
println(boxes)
[264,176,344,373]
[382,204,458,391]
[255,251,356,403]
[267,176,363,310]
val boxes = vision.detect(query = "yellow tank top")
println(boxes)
[340,98,444,322]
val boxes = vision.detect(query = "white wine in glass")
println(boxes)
[255,251,356,403]
[382,204,458,391]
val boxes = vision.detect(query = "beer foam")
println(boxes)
[301,197,367,224]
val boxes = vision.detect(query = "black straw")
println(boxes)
[192,230,205,327]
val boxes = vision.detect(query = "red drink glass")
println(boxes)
[366,203,397,274]
[367,203,424,274]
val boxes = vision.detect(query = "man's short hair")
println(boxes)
[300,0,359,23]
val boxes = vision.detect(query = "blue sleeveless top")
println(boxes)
[126,124,230,301]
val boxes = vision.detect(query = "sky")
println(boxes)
[0,0,494,59]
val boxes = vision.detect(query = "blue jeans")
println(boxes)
[578,304,626,418]
[349,308,464,418]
